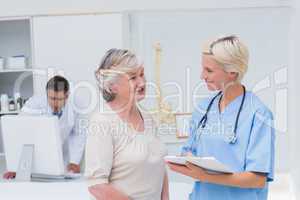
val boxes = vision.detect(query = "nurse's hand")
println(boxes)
[67,163,80,173]
[3,171,16,179]
[167,162,268,188]
[166,161,207,181]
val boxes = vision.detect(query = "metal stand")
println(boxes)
[15,144,34,182]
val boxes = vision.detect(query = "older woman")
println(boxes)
[85,49,169,200]
[167,35,275,200]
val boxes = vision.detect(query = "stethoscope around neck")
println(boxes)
[195,85,246,145]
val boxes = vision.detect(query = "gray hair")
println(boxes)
[202,35,249,82]
[95,48,140,102]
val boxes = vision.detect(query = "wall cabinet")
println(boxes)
[0,18,34,155]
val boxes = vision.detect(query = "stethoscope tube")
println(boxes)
[196,86,246,144]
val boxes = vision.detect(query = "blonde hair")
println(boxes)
[202,35,249,82]
[95,48,141,102]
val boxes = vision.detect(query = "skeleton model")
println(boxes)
[153,42,176,125]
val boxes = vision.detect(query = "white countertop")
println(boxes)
[0,156,295,200]
[0,181,91,200]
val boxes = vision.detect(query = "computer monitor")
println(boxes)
[1,115,65,177]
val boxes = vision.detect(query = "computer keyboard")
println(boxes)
[31,173,82,182]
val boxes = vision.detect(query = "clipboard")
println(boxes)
[165,156,234,174]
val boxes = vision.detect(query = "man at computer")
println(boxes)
[3,75,86,179]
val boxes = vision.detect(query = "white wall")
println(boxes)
[32,14,123,113]
[130,8,291,172]
[0,0,291,18]
[290,0,300,198]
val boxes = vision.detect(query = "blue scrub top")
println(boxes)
[181,91,275,200]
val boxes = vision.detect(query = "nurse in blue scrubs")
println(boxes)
[167,35,275,200]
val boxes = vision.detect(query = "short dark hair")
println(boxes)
[46,75,69,93]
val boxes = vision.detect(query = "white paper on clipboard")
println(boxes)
[165,156,234,174]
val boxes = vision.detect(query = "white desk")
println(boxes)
[0,179,295,200]
[0,155,91,199]
[0,181,91,200]
[0,156,295,200]
[0,181,191,200]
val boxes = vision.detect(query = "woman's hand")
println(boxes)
[89,184,130,200]
[161,172,169,200]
